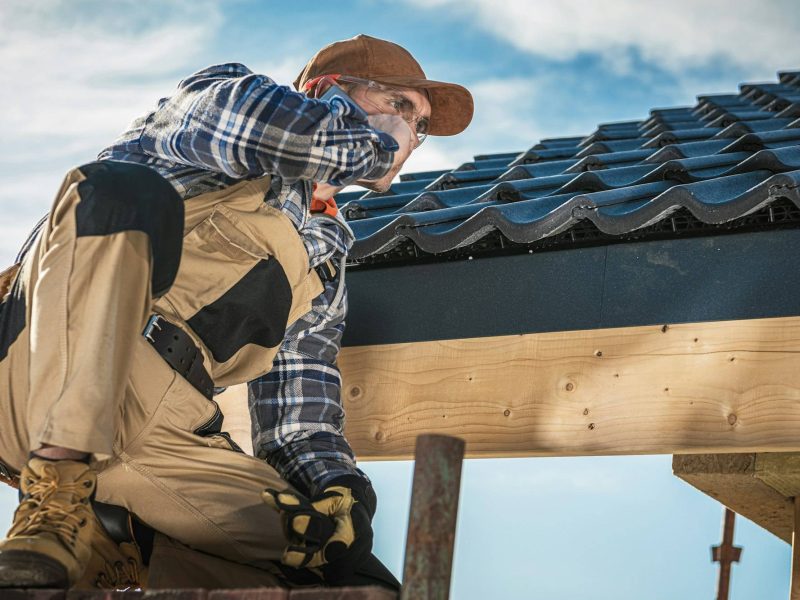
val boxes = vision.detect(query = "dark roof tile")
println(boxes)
[645,139,731,162]
[399,169,448,181]
[641,128,722,148]
[714,118,796,137]
[343,69,800,264]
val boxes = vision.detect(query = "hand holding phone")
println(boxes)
[318,84,368,121]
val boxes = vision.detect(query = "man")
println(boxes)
[0,34,472,590]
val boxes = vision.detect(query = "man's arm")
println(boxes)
[127,63,397,186]
[248,263,370,498]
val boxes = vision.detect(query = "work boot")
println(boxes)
[0,457,96,588]
[75,509,148,590]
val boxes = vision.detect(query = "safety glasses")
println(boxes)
[305,74,430,146]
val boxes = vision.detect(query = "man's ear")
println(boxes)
[306,75,340,99]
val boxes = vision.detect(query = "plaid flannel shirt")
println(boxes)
[96,63,396,496]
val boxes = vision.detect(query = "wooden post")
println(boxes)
[791,497,800,600]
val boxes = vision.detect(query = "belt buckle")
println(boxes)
[315,259,337,282]
[143,314,164,342]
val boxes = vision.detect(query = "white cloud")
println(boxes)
[0,0,223,145]
[406,0,799,78]
[0,0,225,265]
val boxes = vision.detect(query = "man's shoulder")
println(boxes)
[176,63,258,89]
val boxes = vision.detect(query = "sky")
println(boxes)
[0,0,797,597]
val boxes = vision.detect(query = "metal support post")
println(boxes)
[712,508,741,600]
[400,434,465,600]
[791,497,800,600]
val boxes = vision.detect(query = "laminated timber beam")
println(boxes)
[335,315,800,460]
[674,452,800,595]
[673,453,798,543]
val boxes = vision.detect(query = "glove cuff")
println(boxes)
[325,475,377,520]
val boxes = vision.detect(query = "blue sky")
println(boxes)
[0,0,796,597]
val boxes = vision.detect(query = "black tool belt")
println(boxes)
[143,315,214,400]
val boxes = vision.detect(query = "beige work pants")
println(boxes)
[0,161,322,578]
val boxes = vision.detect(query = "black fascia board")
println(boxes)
[343,228,800,346]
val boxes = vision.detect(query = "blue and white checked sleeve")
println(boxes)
[248,246,368,496]
[133,63,396,187]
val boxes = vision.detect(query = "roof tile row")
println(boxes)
[341,70,800,263]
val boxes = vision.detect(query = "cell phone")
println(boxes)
[319,84,368,121]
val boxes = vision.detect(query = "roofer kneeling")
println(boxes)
[0,34,472,590]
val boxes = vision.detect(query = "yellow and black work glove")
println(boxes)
[262,476,376,584]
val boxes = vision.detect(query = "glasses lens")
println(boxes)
[363,84,429,143]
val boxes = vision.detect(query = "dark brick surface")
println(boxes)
[68,591,143,599]
[289,587,397,599]
[208,589,288,599]
[142,591,207,600]
[1,591,66,600]
[2,588,395,600]
[0,591,63,600]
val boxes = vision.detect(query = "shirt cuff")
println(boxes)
[362,139,396,181]
[375,131,399,152]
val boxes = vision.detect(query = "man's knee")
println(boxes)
[73,161,184,297]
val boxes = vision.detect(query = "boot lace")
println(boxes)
[95,553,141,589]
[11,467,92,548]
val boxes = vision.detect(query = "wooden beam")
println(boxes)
[336,316,800,460]
[755,453,800,498]
[673,453,794,543]
[216,316,800,461]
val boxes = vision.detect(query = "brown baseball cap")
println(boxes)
[294,34,473,136]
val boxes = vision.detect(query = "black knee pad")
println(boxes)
[75,161,184,297]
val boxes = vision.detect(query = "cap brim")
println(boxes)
[368,76,474,136]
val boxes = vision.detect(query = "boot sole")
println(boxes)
[0,550,69,588]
